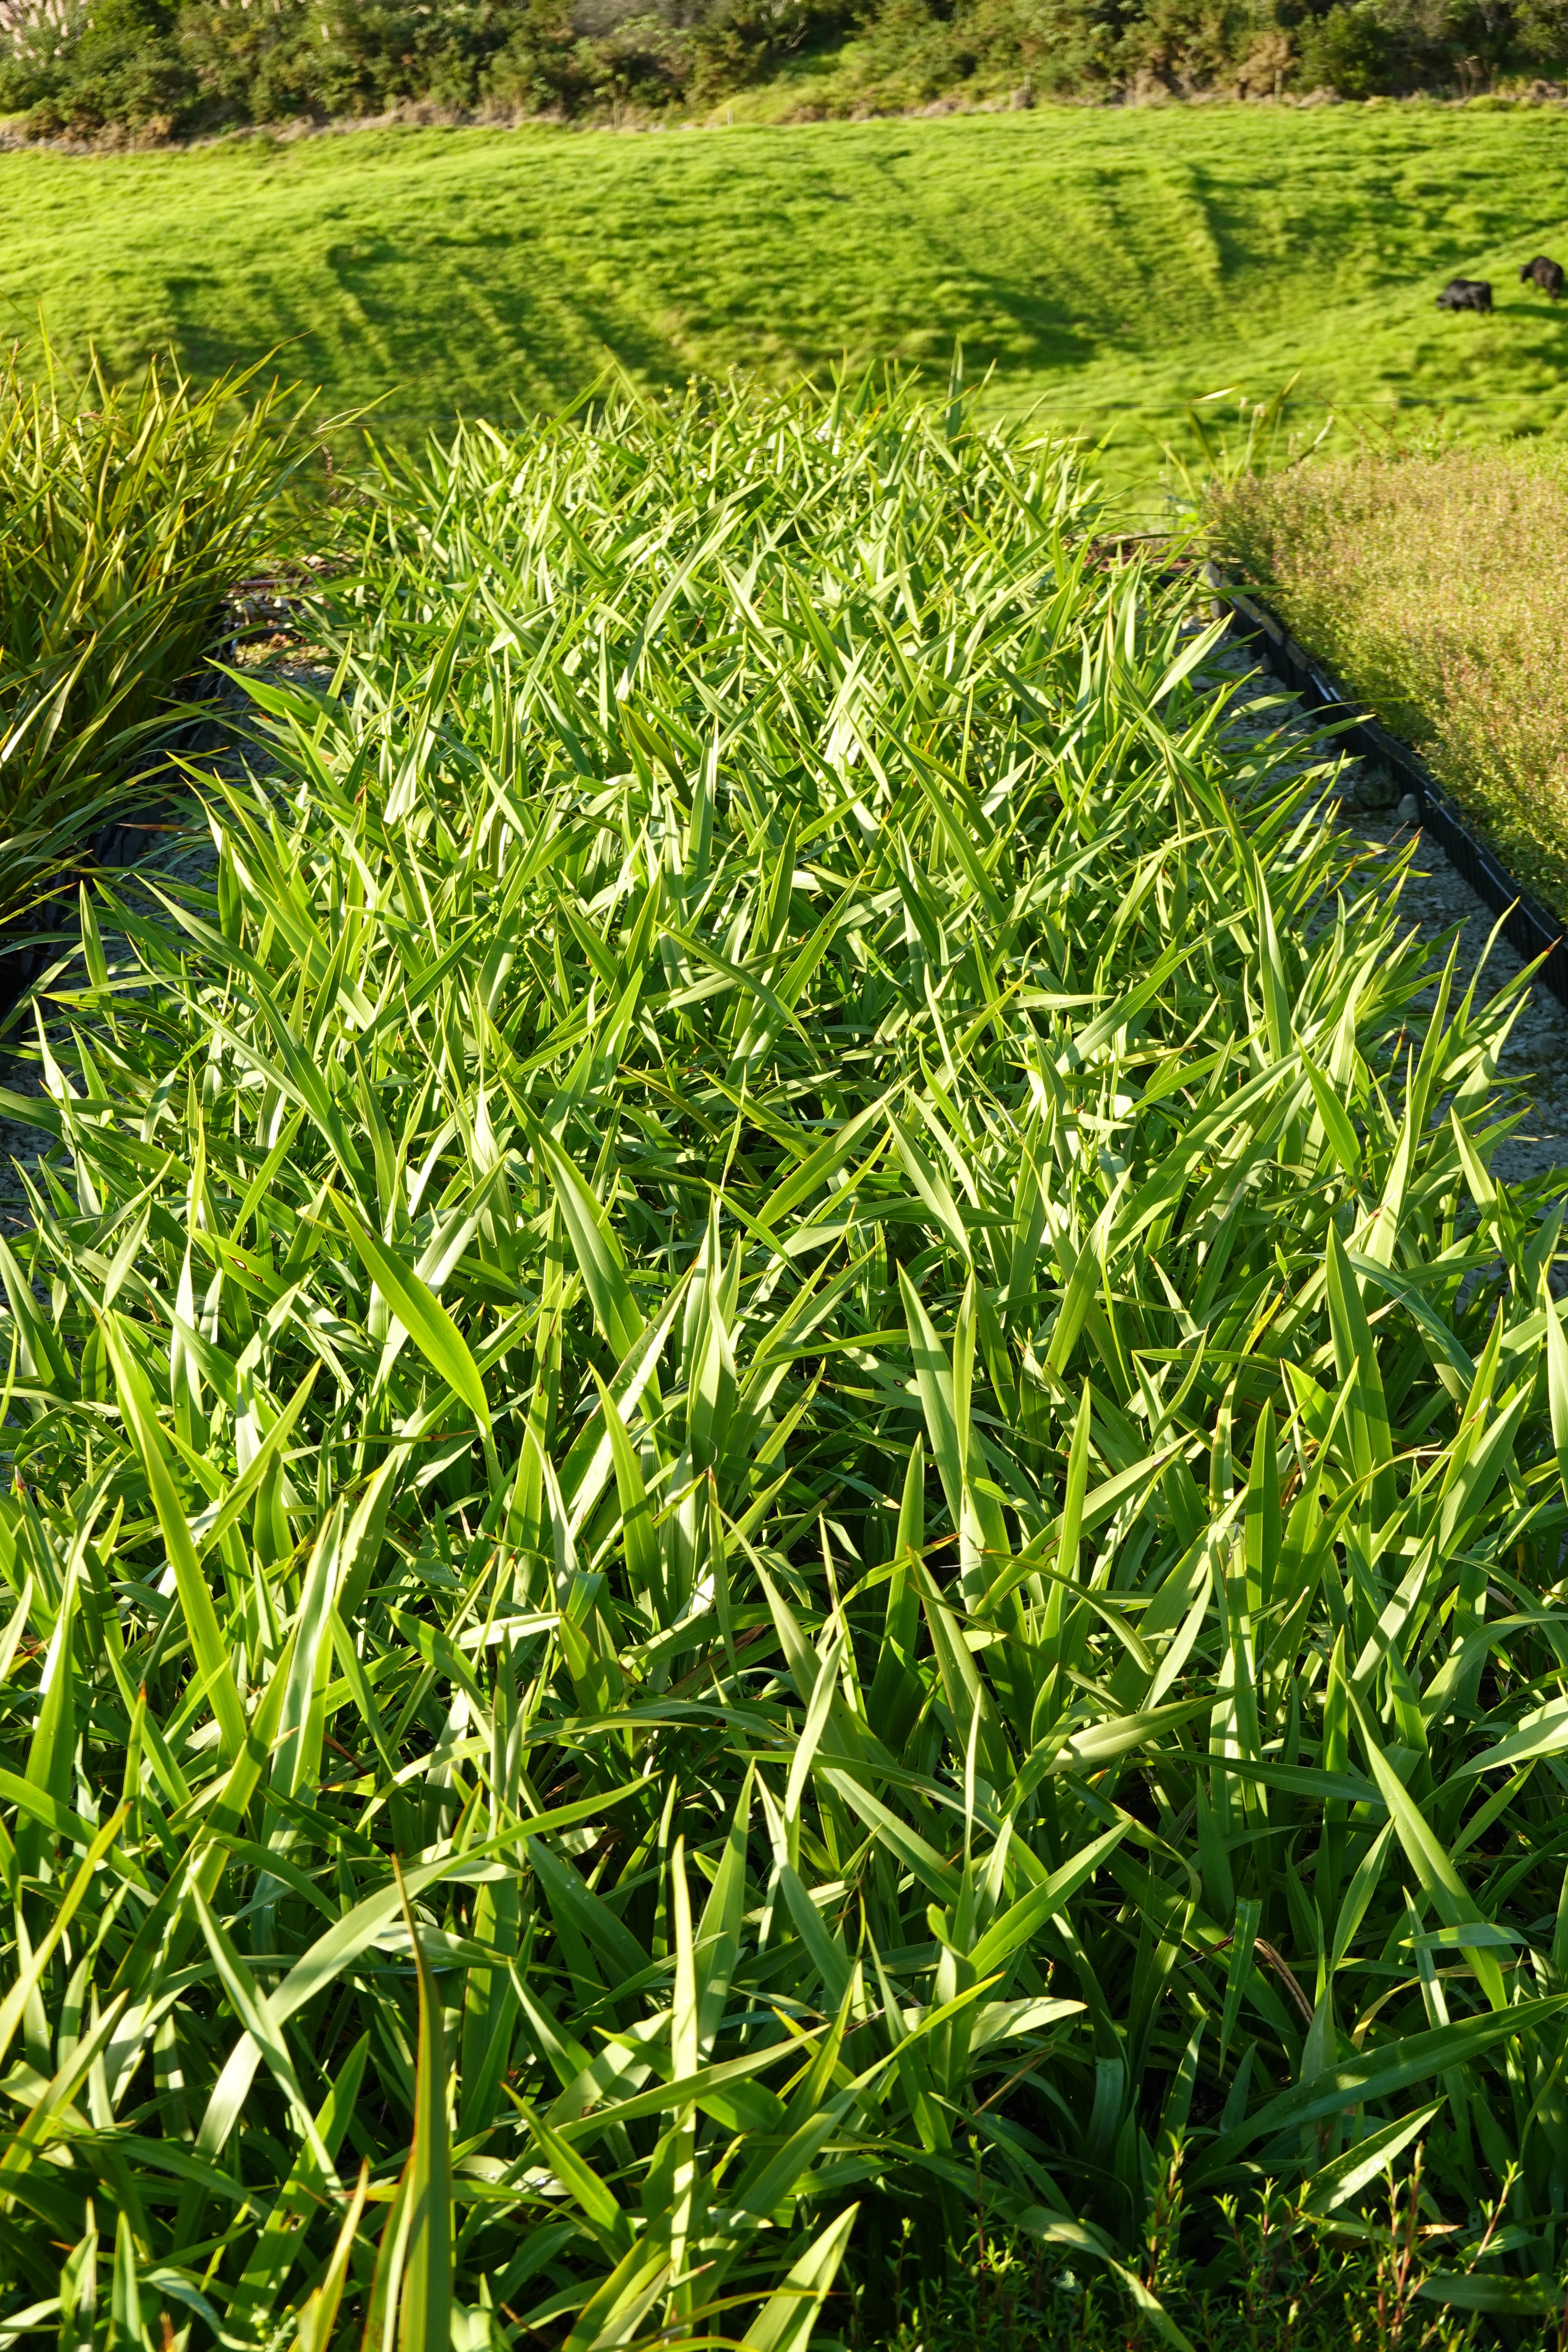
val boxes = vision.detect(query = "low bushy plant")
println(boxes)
[1295,3,1396,97]
[858,2184,1501,2347]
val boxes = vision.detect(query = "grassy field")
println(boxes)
[8,103,1568,492]
[1213,443,1568,921]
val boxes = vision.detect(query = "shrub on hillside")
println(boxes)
[0,0,197,134]
[1294,0,1395,93]
[0,0,856,125]
[832,0,1568,106]
[682,0,853,101]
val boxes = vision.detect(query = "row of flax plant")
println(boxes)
[1,373,1567,2349]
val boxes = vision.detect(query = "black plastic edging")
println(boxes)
[1208,568,1568,1011]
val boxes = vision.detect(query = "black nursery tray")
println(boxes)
[1209,567,1568,1011]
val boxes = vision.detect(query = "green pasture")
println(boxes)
[6,101,1568,490]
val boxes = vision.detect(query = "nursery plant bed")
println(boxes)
[1208,563,1568,1010]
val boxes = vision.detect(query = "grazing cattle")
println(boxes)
[1437,277,1493,313]
[1522,254,1565,298]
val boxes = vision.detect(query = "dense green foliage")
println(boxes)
[0,350,312,944]
[0,0,847,136]
[4,0,1568,134]
[6,374,1568,2347]
[0,0,857,139]
[6,106,1568,499]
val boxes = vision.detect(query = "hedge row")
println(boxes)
[5,0,1568,138]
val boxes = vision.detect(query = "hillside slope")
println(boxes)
[6,103,1568,487]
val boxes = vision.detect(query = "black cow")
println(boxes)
[1522,254,1565,298]
[1437,278,1493,313]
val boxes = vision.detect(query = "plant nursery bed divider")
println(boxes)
[1208,565,1568,1012]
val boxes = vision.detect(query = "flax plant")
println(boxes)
[0,346,318,937]
[1,373,1568,2350]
